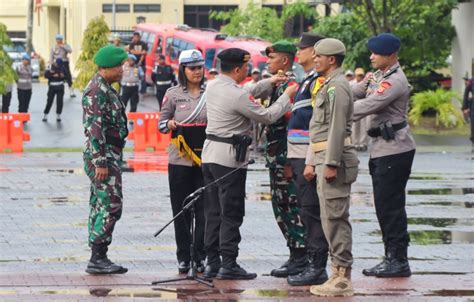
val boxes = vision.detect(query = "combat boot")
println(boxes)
[216,257,257,280]
[363,245,388,276]
[203,253,221,279]
[374,246,411,278]
[271,247,307,278]
[287,252,328,286]
[310,265,354,297]
[85,244,128,275]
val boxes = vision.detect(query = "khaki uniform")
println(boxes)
[306,68,358,268]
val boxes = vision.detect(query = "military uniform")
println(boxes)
[201,48,292,280]
[152,63,175,109]
[121,56,143,113]
[83,45,129,275]
[352,33,416,278]
[16,59,33,113]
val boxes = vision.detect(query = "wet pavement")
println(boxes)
[0,149,473,301]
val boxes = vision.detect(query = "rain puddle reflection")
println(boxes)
[371,230,474,245]
[408,188,474,195]
[124,152,168,172]
[407,218,473,228]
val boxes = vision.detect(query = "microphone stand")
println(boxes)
[151,159,255,287]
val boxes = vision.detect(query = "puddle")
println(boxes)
[247,192,272,201]
[47,168,83,175]
[48,196,82,203]
[407,217,471,228]
[425,289,474,296]
[413,271,467,275]
[408,188,474,195]
[410,175,443,180]
[124,152,169,172]
[370,230,474,244]
[412,201,474,208]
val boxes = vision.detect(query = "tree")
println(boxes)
[0,23,17,94]
[74,16,110,90]
[210,1,317,42]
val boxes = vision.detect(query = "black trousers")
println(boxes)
[63,61,73,87]
[469,112,474,143]
[369,149,415,249]
[168,164,205,262]
[18,89,32,113]
[1,92,11,113]
[156,85,171,110]
[202,163,247,265]
[121,86,139,113]
[44,85,64,114]
[290,158,329,255]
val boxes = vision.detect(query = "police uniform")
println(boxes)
[16,56,33,113]
[286,33,329,286]
[352,33,416,278]
[50,34,74,95]
[158,49,207,273]
[250,40,307,278]
[201,48,292,280]
[152,60,176,109]
[121,54,143,113]
[1,84,12,113]
[43,58,67,122]
[307,39,358,298]
[83,45,129,275]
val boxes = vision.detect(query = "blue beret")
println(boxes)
[55,34,64,40]
[22,54,31,61]
[128,54,137,62]
[368,33,401,55]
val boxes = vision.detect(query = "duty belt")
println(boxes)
[122,82,139,87]
[105,135,126,149]
[367,120,407,138]
[18,79,32,83]
[156,80,172,85]
[49,81,64,86]
[206,134,233,144]
[311,137,352,153]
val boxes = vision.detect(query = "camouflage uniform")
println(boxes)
[82,73,128,248]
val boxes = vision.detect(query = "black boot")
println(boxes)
[362,246,388,277]
[178,261,190,274]
[86,244,127,275]
[287,252,328,286]
[216,257,257,280]
[271,247,307,278]
[203,253,221,279]
[375,246,411,278]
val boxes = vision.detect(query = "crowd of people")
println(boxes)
[81,30,421,298]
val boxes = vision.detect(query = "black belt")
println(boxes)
[206,134,234,144]
[105,135,126,149]
[367,120,407,138]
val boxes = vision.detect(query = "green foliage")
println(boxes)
[0,23,17,94]
[210,1,317,42]
[74,16,110,90]
[409,89,464,129]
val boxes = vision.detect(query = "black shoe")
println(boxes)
[271,252,307,278]
[178,261,190,274]
[362,259,389,276]
[216,264,257,280]
[195,260,205,273]
[85,257,128,274]
[287,265,328,286]
[203,263,220,278]
[375,258,411,278]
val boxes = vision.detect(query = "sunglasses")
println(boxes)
[186,66,203,71]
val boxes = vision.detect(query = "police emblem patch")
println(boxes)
[328,86,336,102]
[377,81,392,94]
[191,51,199,59]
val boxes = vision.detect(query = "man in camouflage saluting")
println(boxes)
[83,45,129,274]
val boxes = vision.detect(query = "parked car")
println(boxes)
[3,38,41,78]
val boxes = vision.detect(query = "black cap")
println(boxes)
[133,31,140,36]
[295,32,325,48]
[217,48,251,64]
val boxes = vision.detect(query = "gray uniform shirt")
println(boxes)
[50,44,72,62]
[159,85,206,166]
[121,64,140,86]
[306,68,354,167]
[352,62,416,158]
[202,74,292,168]
[16,64,32,90]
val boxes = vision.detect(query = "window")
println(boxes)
[140,31,149,43]
[147,33,156,54]
[204,48,216,70]
[156,36,163,54]
[102,4,130,13]
[134,4,161,13]
[184,5,237,30]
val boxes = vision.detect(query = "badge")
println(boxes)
[162,96,168,106]
[377,81,392,94]
[327,86,336,102]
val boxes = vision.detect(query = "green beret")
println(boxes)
[314,38,346,56]
[265,40,297,56]
[94,45,128,68]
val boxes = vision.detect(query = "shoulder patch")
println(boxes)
[162,95,169,106]
[327,86,336,102]
[377,81,392,94]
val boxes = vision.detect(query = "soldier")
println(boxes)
[158,49,207,274]
[463,76,474,151]
[152,54,176,109]
[352,33,416,278]
[43,58,66,122]
[50,34,75,98]
[121,54,143,113]
[286,32,329,286]
[16,54,33,113]
[201,48,297,280]
[250,40,307,278]
[304,38,358,297]
[82,45,129,275]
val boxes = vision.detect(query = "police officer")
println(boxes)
[1,84,12,113]
[16,54,33,113]
[304,39,358,297]
[207,68,218,81]
[50,34,75,98]
[286,32,329,286]
[201,48,297,280]
[158,49,207,274]
[43,58,67,122]
[250,40,307,278]
[463,76,474,151]
[82,45,129,275]
[121,54,143,113]
[352,33,416,278]
[152,54,176,109]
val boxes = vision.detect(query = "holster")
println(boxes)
[368,120,407,141]
[232,134,253,162]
